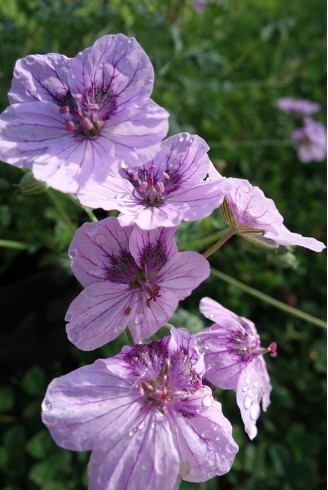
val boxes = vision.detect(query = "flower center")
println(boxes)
[124,163,180,207]
[230,327,277,361]
[56,86,117,138]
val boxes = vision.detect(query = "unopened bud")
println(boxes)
[17,172,48,195]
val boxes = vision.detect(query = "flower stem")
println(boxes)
[179,228,230,251]
[125,328,135,346]
[203,229,236,258]
[82,206,98,222]
[211,268,327,329]
[0,239,33,251]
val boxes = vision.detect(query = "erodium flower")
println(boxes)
[77,132,230,230]
[0,34,169,193]
[42,327,238,489]
[197,297,277,440]
[217,177,326,252]
[292,117,327,163]
[66,217,210,349]
[277,97,321,116]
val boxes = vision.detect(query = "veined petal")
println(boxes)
[41,357,142,451]
[265,224,326,252]
[68,218,132,287]
[129,226,178,269]
[88,414,180,490]
[120,202,190,230]
[65,282,136,350]
[67,34,155,108]
[158,252,210,295]
[168,399,238,481]
[8,53,70,104]
[236,357,272,440]
[77,175,135,211]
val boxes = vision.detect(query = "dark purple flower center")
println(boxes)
[124,163,181,207]
[56,85,117,138]
[229,322,277,361]
[125,341,201,412]
[106,248,167,308]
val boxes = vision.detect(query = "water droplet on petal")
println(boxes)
[69,249,77,259]
[134,313,144,324]
[202,395,213,407]
[66,313,72,322]
[242,385,247,392]
[87,223,97,234]
[226,442,237,454]
[209,313,215,320]
[42,399,52,412]
[244,395,252,409]
[95,234,106,244]
[250,403,260,421]
[244,376,250,384]
[138,420,146,430]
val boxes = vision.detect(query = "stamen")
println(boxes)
[149,164,156,171]
[129,170,139,181]
[139,182,148,193]
[268,341,278,357]
[156,182,165,194]
[87,103,100,111]
[81,117,94,132]
[124,307,132,316]
[59,106,70,114]
[162,171,170,180]
[65,121,75,132]
[76,109,84,120]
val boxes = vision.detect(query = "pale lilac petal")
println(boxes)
[65,283,135,350]
[121,202,190,230]
[277,97,320,115]
[68,218,132,287]
[168,399,238,481]
[199,297,239,324]
[77,176,135,211]
[67,34,154,110]
[41,357,142,451]
[158,252,210,295]
[8,53,70,104]
[129,226,178,268]
[88,415,180,490]
[168,180,229,222]
[236,357,272,440]
[265,224,326,252]
[156,133,211,185]
[0,101,68,166]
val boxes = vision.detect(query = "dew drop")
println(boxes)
[244,395,252,409]
[42,399,52,412]
[244,376,250,384]
[202,395,213,407]
[138,420,146,430]
[141,463,148,471]
[68,249,77,259]
[242,385,247,392]
[95,234,106,244]
[209,313,215,320]
[226,442,237,454]
[128,430,135,437]
[134,313,144,324]
[87,223,97,234]
[250,403,260,421]
[66,313,72,322]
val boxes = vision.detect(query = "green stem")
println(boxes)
[179,228,229,251]
[203,229,236,258]
[0,239,33,251]
[82,206,98,222]
[47,189,76,233]
[211,268,327,329]
[125,329,135,346]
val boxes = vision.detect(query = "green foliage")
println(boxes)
[0,0,326,489]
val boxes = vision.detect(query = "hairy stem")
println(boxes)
[203,229,236,258]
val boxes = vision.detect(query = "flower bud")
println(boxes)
[17,172,48,195]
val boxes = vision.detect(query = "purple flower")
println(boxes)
[217,177,325,252]
[292,117,327,163]
[77,132,229,230]
[66,217,210,349]
[192,0,208,12]
[0,34,169,193]
[197,297,277,439]
[277,97,321,115]
[42,327,238,488]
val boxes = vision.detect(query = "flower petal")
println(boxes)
[68,218,132,287]
[65,282,136,350]
[236,357,271,440]
[129,226,178,269]
[88,414,180,490]
[8,53,70,104]
[265,224,326,252]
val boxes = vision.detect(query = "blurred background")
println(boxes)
[0,0,326,489]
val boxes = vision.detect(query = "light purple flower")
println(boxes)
[277,97,321,115]
[0,34,169,193]
[217,176,325,252]
[292,117,327,163]
[66,217,210,349]
[42,327,238,489]
[192,0,207,12]
[197,297,277,439]
[77,132,230,230]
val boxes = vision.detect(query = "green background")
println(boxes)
[0,1,326,489]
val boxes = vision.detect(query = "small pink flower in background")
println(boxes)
[66,217,210,349]
[277,97,321,116]
[215,176,326,252]
[77,132,229,230]
[0,34,169,193]
[292,117,327,163]
[196,297,276,439]
[192,0,208,12]
[42,327,238,489]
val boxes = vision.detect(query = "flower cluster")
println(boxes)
[277,96,326,163]
[0,35,325,489]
